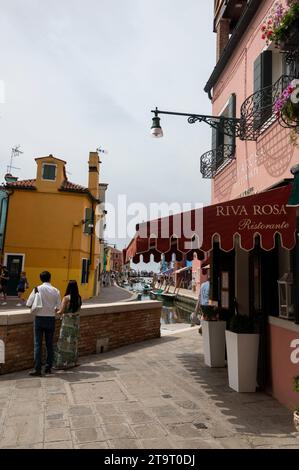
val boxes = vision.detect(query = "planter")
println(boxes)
[279,19,299,52]
[202,320,226,368]
[294,410,299,433]
[225,330,260,393]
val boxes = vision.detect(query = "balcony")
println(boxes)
[200,144,235,179]
[240,75,295,141]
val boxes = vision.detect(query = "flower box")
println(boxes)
[202,320,226,368]
[279,18,299,51]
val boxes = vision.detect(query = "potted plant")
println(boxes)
[261,1,299,51]
[201,306,227,368]
[225,314,260,393]
[294,376,299,432]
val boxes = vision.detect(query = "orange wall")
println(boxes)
[268,321,299,410]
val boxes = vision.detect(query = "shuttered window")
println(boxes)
[81,258,90,284]
[212,92,236,172]
[227,93,236,155]
[253,51,272,128]
[84,207,94,234]
[42,164,56,181]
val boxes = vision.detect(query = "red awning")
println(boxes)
[125,185,296,264]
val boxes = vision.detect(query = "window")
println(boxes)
[253,51,272,129]
[42,164,56,181]
[211,93,236,174]
[81,258,90,284]
[84,207,94,234]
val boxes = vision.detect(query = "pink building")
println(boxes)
[124,0,299,410]
[203,0,299,409]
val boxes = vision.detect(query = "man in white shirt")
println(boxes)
[26,271,61,376]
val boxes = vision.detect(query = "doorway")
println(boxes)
[5,254,24,296]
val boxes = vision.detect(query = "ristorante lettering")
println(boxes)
[238,219,290,231]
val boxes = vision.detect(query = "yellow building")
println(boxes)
[3,152,102,300]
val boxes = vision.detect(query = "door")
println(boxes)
[211,242,235,327]
[6,255,24,296]
[249,241,279,390]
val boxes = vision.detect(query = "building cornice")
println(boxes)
[204,0,262,99]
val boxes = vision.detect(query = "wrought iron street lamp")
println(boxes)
[151,107,243,138]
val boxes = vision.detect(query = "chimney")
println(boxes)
[88,152,100,199]
[216,18,230,61]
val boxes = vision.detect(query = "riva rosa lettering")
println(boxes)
[216,204,287,217]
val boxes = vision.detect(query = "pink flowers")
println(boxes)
[260,1,286,44]
[274,83,297,118]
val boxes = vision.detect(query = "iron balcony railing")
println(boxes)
[240,74,295,141]
[200,144,236,179]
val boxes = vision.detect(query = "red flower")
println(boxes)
[262,34,266,40]
[267,30,273,38]
[261,24,266,31]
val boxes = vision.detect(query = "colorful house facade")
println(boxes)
[203,0,299,409]
[124,0,299,409]
[2,152,103,300]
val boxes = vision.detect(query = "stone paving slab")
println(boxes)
[0,329,298,449]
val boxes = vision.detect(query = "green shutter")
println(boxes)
[43,164,56,180]
[253,51,272,128]
[227,93,236,155]
[84,208,93,234]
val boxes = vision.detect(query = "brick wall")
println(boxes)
[0,301,162,375]
[216,18,230,61]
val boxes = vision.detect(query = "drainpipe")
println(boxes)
[88,202,95,283]
[288,165,299,324]
[1,189,12,262]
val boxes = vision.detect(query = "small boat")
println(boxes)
[150,288,164,300]
[161,292,176,304]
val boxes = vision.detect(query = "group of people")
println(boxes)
[26,271,82,376]
[0,265,30,307]
[0,265,10,305]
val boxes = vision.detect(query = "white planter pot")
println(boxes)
[202,320,226,368]
[225,330,260,393]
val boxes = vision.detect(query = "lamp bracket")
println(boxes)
[151,108,243,138]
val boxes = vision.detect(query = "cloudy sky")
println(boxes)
[0,0,215,266]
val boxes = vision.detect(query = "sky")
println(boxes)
[0,0,216,270]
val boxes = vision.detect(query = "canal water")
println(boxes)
[125,280,195,327]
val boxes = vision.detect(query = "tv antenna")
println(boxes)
[97,146,109,155]
[7,145,23,174]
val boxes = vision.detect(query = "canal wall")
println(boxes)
[0,300,162,375]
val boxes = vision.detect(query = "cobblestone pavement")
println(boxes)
[84,285,135,304]
[0,329,298,449]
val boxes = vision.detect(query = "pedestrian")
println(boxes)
[16,271,29,307]
[192,271,211,333]
[26,271,61,376]
[0,265,10,305]
[54,280,82,370]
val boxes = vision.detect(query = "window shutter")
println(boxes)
[84,208,93,234]
[42,164,56,181]
[212,125,224,171]
[227,93,236,155]
[253,51,272,128]
[81,259,86,284]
